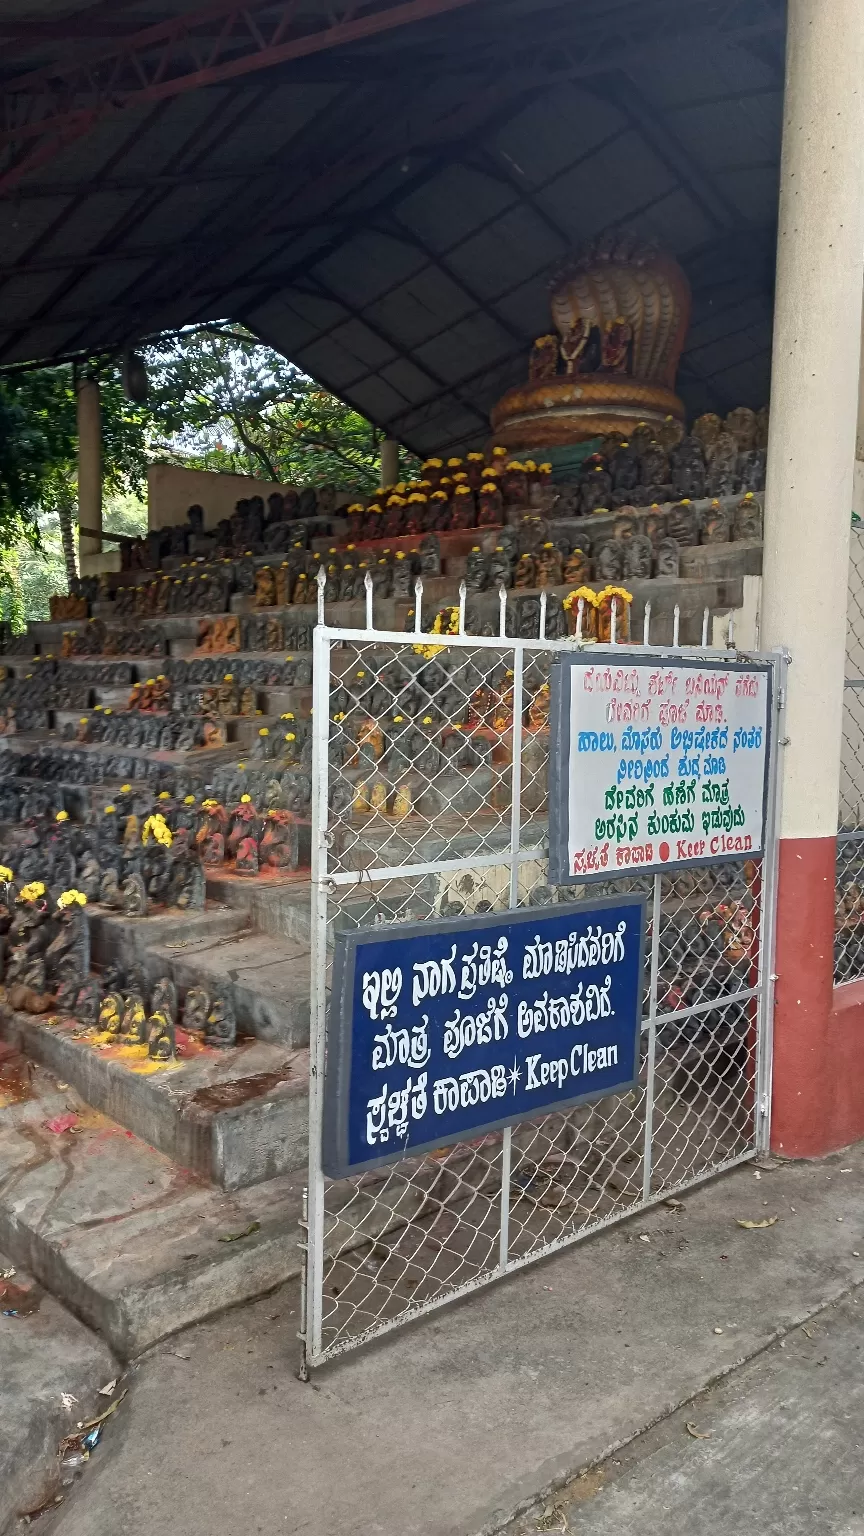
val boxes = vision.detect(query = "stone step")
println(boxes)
[206,870,313,944]
[0,1045,305,1360]
[143,926,311,1047]
[0,1241,117,1532]
[87,907,310,1046]
[1,1011,308,1191]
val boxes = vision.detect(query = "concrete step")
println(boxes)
[0,1045,305,1360]
[1,1011,308,1191]
[144,927,311,1047]
[206,871,313,944]
[89,906,310,1046]
[0,1243,117,1532]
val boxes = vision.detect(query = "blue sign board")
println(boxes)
[323,896,646,1178]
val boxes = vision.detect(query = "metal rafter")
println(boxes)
[301,270,491,432]
[0,0,488,195]
[0,79,289,360]
[69,79,534,360]
[597,72,742,233]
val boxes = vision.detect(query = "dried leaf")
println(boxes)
[218,1221,260,1243]
[79,1388,127,1432]
[686,1422,712,1440]
[736,1216,778,1229]
[97,1379,118,1396]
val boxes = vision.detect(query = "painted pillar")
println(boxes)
[379,437,399,487]
[761,0,864,1156]
[854,301,864,520]
[76,376,102,557]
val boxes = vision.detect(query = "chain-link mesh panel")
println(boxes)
[305,630,771,1368]
[838,527,864,982]
[835,834,864,984]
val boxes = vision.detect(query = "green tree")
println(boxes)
[0,364,148,622]
[1,325,403,622]
[14,491,147,622]
[145,324,410,489]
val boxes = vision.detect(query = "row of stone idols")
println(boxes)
[0,665,103,724]
[93,968,237,1055]
[195,800,300,876]
[112,568,233,619]
[0,779,64,824]
[168,651,311,688]
[119,492,332,571]
[5,746,180,791]
[0,704,47,735]
[328,652,551,746]
[61,711,217,754]
[558,410,768,516]
[341,454,552,542]
[0,748,315,819]
[195,612,317,656]
[61,620,167,660]
[343,484,509,542]
[51,660,134,686]
[49,593,88,622]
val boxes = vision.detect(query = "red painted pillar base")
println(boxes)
[771,836,864,1156]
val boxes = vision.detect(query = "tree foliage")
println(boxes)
[2,323,401,621]
[0,363,149,535]
[144,324,405,489]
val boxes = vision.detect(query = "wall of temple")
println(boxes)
[147,463,297,532]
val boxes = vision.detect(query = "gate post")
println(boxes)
[761,0,864,1155]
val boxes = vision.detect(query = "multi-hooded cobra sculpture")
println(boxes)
[490,230,691,449]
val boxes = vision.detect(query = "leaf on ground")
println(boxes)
[218,1221,260,1243]
[79,1388,127,1432]
[97,1379,118,1396]
[736,1216,778,1229]
[535,1503,568,1532]
[686,1422,712,1439]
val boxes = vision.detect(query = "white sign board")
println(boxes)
[548,655,772,884]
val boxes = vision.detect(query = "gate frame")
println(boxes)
[299,581,786,1377]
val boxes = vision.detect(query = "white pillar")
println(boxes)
[379,437,399,487]
[761,0,864,841]
[854,301,864,521]
[76,377,102,558]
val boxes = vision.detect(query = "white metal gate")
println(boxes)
[299,575,784,1375]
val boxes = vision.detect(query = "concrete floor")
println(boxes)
[25,1144,864,1536]
[504,1292,864,1536]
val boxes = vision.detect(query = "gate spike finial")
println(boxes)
[364,568,374,632]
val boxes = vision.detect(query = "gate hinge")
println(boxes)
[759,1093,770,1116]
[776,686,785,710]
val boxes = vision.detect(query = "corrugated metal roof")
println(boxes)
[0,0,786,452]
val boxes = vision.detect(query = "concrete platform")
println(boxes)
[0,1247,117,1533]
[0,1045,305,1359]
[0,1012,308,1190]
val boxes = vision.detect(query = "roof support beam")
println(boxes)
[596,72,741,231]
[0,0,487,195]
